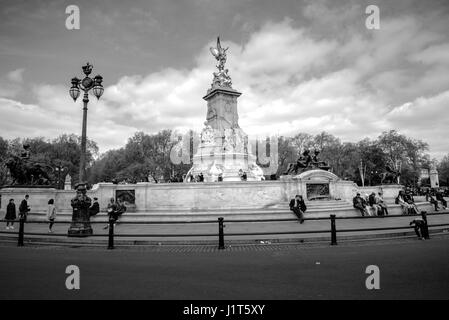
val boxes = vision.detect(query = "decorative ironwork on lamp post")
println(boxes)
[69,62,104,185]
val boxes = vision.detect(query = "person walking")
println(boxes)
[47,199,56,233]
[19,194,30,222]
[289,194,307,223]
[5,199,16,230]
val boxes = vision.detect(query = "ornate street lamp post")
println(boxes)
[68,62,103,237]
[69,62,104,184]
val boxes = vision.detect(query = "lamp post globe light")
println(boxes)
[69,62,104,184]
[68,62,103,237]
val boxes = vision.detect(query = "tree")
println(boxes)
[0,137,9,185]
[437,154,449,186]
[377,130,429,185]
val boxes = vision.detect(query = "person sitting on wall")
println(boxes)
[241,171,247,181]
[368,192,381,216]
[436,189,447,210]
[114,198,127,225]
[428,192,440,211]
[395,190,419,215]
[103,198,117,229]
[375,192,389,216]
[89,197,100,217]
[289,195,307,224]
[198,172,204,182]
[405,190,420,215]
[353,193,368,217]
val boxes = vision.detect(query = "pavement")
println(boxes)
[1,211,449,247]
[0,236,448,299]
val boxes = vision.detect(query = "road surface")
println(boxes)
[0,237,448,299]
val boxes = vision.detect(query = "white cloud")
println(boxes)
[0,4,449,159]
[0,68,25,98]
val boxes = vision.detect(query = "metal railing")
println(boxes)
[0,210,448,249]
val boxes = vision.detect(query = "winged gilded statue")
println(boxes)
[210,37,228,71]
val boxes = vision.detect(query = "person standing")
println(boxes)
[289,194,307,223]
[47,199,56,233]
[5,199,16,230]
[19,195,30,222]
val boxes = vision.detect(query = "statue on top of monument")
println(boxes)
[210,37,228,71]
[209,37,233,90]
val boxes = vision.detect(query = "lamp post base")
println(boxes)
[68,223,93,237]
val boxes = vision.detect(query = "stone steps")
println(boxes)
[25,201,434,222]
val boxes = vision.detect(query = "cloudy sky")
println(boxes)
[0,0,448,158]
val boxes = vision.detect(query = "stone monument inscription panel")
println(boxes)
[306,183,330,200]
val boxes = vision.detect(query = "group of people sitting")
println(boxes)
[352,189,446,216]
[103,197,127,229]
[395,190,420,215]
[352,192,389,217]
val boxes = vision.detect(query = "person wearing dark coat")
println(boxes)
[19,195,30,222]
[5,199,16,230]
[435,190,447,209]
[289,195,307,223]
[353,193,368,216]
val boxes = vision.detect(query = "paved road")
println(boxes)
[0,237,448,299]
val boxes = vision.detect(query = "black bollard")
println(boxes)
[421,211,430,240]
[218,217,225,250]
[18,216,25,247]
[107,218,115,250]
[330,214,337,245]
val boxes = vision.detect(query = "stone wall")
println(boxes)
[0,170,404,214]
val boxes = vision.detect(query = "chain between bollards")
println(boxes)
[107,218,115,249]
[218,217,225,249]
[330,214,337,245]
